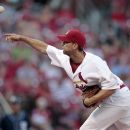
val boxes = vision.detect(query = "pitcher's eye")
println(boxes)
[62,41,70,45]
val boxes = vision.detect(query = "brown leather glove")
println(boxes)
[82,85,101,108]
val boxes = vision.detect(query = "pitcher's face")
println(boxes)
[62,42,77,55]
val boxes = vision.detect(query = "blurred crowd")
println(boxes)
[0,0,130,130]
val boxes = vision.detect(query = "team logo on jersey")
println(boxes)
[73,72,88,92]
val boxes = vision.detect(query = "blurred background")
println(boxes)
[0,0,130,130]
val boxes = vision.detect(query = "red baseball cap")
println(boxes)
[57,29,86,48]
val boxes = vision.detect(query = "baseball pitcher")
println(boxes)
[4,29,130,130]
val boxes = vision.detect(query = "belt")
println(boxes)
[120,84,126,89]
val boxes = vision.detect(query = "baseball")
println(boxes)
[0,6,5,13]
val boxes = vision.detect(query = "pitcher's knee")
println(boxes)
[79,122,95,130]
[80,124,100,130]
[79,125,86,130]
[79,125,95,130]
[79,118,99,130]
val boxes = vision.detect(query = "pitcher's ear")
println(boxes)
[73,43,78,49]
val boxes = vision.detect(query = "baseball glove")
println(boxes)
[82,85,101,108]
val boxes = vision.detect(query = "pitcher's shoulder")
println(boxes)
[85,52,105,63]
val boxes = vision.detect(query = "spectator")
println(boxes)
[30,97,52,130]
[0,95,30,130]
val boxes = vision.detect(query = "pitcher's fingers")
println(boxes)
[5,37,9,40]
[4,34,12,36]
[4,33,16,37]
[5,37,13,41]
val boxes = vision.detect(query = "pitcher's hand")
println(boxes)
[4,34,22,42]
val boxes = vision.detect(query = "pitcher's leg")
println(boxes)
[79,105,125,130]
[106,124,117,130]
[115,106,130,130]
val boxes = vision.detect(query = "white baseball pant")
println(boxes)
[79,104,130,130]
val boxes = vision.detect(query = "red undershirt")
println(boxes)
[70,52,86,73]
[70,61,81,73]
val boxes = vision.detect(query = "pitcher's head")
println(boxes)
[57,29,86,55]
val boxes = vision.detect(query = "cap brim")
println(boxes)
[57,35,69,42]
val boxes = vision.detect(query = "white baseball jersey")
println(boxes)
[46,45,130,107]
